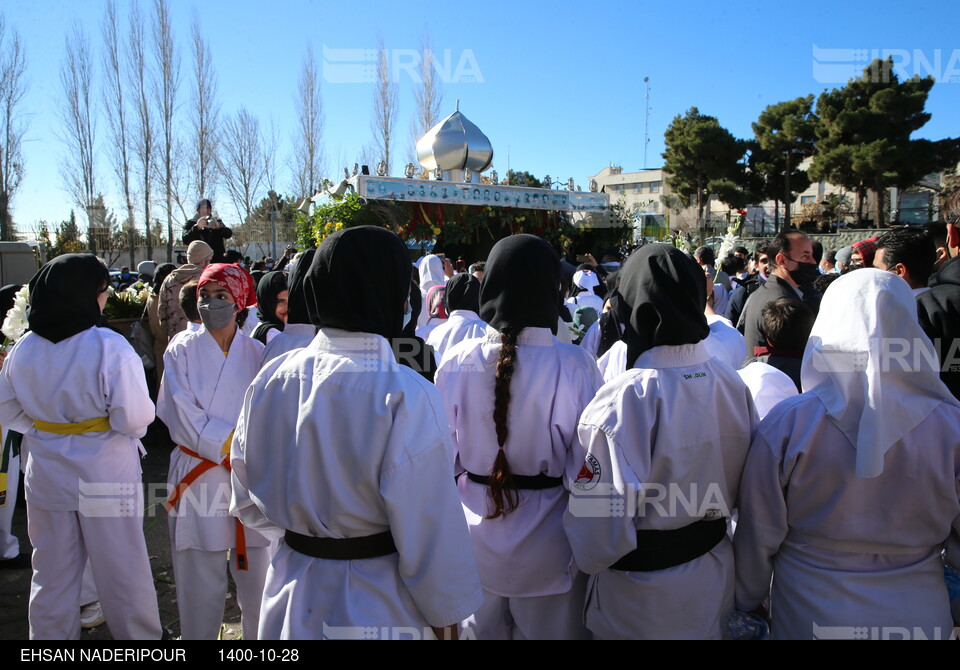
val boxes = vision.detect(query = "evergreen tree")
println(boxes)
[662,107,745,234]
[751,95,817,230]
[810,57,960,226]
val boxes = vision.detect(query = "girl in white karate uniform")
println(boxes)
[435,234,603,640]
[0,254,161,639]
[158,262,271,640]
[230,226,483,640]
[563,244,757,640]
[734,270,960,639]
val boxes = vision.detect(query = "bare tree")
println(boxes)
[188,10,219,201]
[292,44,324,198]
[0,15,26,242]
[217,107,265,225]
[128,2,154,261]
[59,23,98,254]
[408,29,443,167]
[263,116,280,196]
[169,138,194,224]
[152,0,180,262]
[101,0,136,266]
[371,35,398,175]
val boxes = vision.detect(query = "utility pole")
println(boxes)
[642,76,651,170]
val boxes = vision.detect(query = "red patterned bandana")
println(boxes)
[197,263,258,312]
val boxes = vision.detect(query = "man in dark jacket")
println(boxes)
[725,243,769,325]
[917,207,960,400]
[182,198,232,262]
[738,231,819,363]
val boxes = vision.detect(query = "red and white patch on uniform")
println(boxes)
[574,453,601,491]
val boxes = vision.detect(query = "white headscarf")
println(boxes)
[801,269,958,478]
[572,268,600,293]
[418,255,445,293]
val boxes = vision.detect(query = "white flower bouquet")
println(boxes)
[2,285,30,348]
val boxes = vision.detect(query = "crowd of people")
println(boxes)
[0,193,958,640]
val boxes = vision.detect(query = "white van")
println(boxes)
[0,242,46,286]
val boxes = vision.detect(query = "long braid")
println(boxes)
[488,327,520,519]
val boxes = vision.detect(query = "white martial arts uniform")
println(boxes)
[734,269,960,640]
[578,319,602,356]
[0,328,161,640]
[564,341,757,639]
[735,394,960,639]
[597,319,746,384]
[230,328,484,640]
[737,361,798,420]
[259,322,316,367]
[703,314,746,370]
[435,327,603,639]
[157,327,271,640]
[564,292,604,319]
[426,309,488,363]
[415,318,446,343]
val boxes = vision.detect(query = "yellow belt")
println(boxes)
[33,416,112,434]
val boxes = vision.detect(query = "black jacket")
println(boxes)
[183,217,233,263]
[725,273,765,326]
[917,255,960,400]
[739,274,804,363]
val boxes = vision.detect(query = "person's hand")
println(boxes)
[0,349,8,372]
[584,253,598,268]
[442,257,454,279]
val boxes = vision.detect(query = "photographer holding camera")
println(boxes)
[183,198,233,263]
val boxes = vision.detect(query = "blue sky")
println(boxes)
[5,0,960,230]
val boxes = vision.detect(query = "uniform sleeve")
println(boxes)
[432,360,463,474]
[563,415,646,574]
[0,344,33,434]
[732,429,789,612]
[103,348,155,439]
[156,344,230,463]
[230,378,284,540]
[379,386,483,627]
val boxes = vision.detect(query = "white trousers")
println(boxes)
[461,572,590,640]
[27,502,161,640]
[0,452,19,559]
[169,537,270,640]
[80,560,98,605]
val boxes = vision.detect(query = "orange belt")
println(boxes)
[166,445,248,571]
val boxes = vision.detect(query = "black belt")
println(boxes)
[610,517,727,572]
[284,530,397,560]
[465,471,563,490]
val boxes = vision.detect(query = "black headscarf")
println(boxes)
[256,271,288,329]
[444,273,480,315]
[286,249,315,325]
[28,253,110,344]
[0,284,22,320]
[152,263,176,293]
[306,226,409,340]
[395,278,437,382]
[596,271,622,358]
[616,244,709,369]
[480,234,560,335]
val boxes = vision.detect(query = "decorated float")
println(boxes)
[296,105,629,262]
